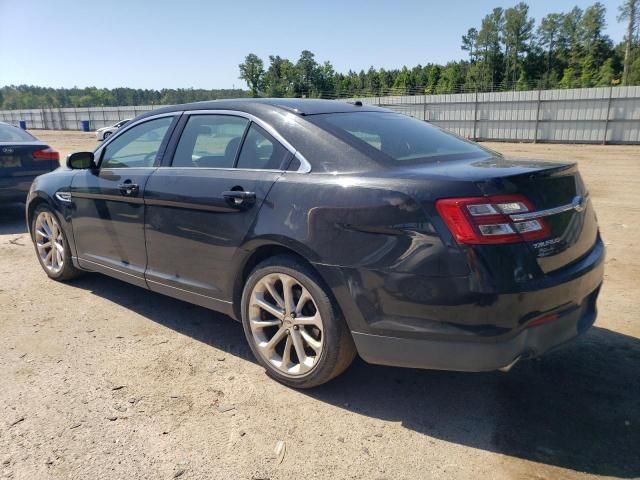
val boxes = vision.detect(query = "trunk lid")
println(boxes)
[474,159,598,273]
[384,155,599,274]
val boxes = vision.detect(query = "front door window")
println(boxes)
[100,117,173,169]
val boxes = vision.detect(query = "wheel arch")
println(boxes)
[26,193,53,237]
[231,239,341,323]
[27,191,79,260]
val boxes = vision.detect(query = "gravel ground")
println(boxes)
[0,132,639,479]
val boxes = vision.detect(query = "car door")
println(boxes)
[143,112,291,311]
[71,114,178,287]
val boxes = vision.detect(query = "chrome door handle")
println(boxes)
[223,190,256,206]
[118,183,139,196]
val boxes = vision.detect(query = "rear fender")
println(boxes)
[252,172,470,277]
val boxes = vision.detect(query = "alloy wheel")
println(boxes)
[248,273,324,376]
[34,211,64,274]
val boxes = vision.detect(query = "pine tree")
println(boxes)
[618,0,640,85]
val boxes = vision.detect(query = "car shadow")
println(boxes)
[0,203,28,235]
[70,273,639,478]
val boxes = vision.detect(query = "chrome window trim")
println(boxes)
[94,109,312,173]
[509,195,588,222]
[93,112,181,160]
[96,167,158,170]
[182,109,311,173]
[155,166,285,174]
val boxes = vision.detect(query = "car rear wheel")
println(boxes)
[241,255,356,388]
[32,205,82,281]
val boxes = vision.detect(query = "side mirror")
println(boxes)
[67,151,96,170]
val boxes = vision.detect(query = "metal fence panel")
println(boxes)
[347,86,640,144]
[1,86,639,143]
[0,105,160,130]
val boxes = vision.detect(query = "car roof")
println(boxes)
[139,98,387,119]
[130,98,396,174]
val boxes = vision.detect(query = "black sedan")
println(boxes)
[0,122,59,203]
[26,99,604,388]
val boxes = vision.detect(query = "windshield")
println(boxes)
[309,112,491,165]
[0,124,36,142]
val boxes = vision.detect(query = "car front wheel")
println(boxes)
[32,205,82,281]
[241,255,356,388]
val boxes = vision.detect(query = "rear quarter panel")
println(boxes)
[251,172,466,273]
[245,172,472,332]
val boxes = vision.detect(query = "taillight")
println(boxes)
[32,148,60,161]
[435,194,550,245]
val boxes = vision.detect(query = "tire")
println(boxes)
[241,255,356,388]
[31,204,82,281]
[103,131,112,140]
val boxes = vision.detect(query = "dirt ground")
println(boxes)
[1,131,639,480]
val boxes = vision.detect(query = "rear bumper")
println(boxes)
[352,286,599,371]
[316,236,604,372]
[0,176,33,202]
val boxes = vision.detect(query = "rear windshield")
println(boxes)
[308,112,491,165]
[0,124,35,142]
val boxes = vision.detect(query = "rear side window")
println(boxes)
[236,124,290,170]
[172,115,249,168]
[309,112,490,165]
[0,124,35,142]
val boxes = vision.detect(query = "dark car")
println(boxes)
[0,122,59,203]
[26,99,604,388]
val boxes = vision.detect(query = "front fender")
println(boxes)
[26,170,78,258]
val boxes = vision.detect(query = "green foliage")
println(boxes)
[0,85,247,109]
[618,0,640,84]
[628,55,640,83]
[503,2,535,85]
[263,55,296,97]
[240,1,630,98]
[238,53,265,97]
[3,1,639,110]
[461,28,479,62]
[596,58,617,85]
[559,67,580,88]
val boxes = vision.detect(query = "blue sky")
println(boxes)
[0,0,627,89]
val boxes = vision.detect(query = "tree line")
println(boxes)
[239,0,640,97]
[0,86,246,110]
[2,1,640,110]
